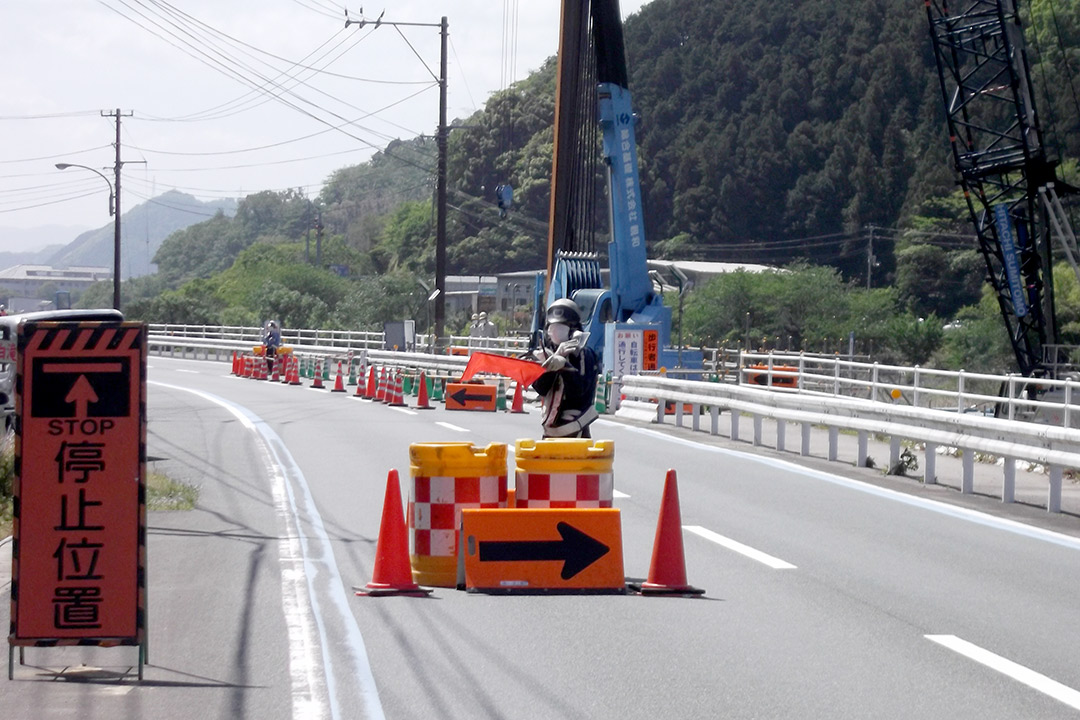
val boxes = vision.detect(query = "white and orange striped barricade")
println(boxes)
[513,439,614,508]
[408,442,508,587]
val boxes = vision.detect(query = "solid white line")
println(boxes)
[435,421,470,433]
[926,635,1080,711]
[618,424,1080,553]
[684,525,797,569]
[151,382,385,720]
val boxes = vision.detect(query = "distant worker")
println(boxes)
[263,320,281,375]
[0,305,6,317]
[478,311,497,348]
[468,313,480,348]
[531,298,599,438]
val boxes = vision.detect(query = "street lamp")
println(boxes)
[55,162,120,310]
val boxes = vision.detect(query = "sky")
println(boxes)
[0,0,648,249]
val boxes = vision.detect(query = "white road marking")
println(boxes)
[151,382,385,720]
[926,635,1080,711]
[436,421,470,433]
[684,525,797,569]
[175,368,199,374]
[619,424,1080,553]
[390,406,417,416]
[613,489,630,499]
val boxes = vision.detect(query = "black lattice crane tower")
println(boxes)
[926,0,1080,377]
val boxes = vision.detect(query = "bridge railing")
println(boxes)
[615,373,1080,513]
[730,351,1080,430]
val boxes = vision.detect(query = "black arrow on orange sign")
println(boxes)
[478,522,610,579]
[449,387,492,405]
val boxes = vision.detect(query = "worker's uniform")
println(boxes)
[531,335,599,438]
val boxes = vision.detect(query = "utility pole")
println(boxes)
[346,13,448,348]
[315,205,324,267]
[866,224,875,290]
[435,16,448,349]
[102,109,141,311]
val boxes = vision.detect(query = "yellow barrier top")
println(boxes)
[514,438,614,460]
[410,442,507,476]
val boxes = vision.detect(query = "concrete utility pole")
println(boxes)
[346,13,448,348]
[103,109,143,311]
[57,109,141,312]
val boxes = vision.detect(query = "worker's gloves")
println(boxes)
[541,353,568,371]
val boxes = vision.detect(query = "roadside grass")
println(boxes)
[0,433,11,539]
[0,437,196,539]
[146,470,199,511]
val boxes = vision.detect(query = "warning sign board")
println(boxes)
[11,320,146,647]
[461,508,624,591]
[444,382,497,411]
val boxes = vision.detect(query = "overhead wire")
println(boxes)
[99,0,439,175]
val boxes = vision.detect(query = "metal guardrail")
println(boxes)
[147,323,529,357]
[615,374,1080,513]
[146,334,472,377]
[150,325,1080,431]
[149,325,1080,511]
[727,351,1080,431]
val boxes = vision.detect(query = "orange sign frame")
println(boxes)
[444,382,498,411]
[10,320,147,649]
[461,508,624,591]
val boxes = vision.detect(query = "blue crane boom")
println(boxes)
[543,0,699,376]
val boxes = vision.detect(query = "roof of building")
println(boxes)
[0,264,112,280]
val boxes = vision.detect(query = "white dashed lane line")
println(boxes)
[684,525,797,570]
[435,421,470,433]
[926,634,1080,712]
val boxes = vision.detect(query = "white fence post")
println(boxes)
[961,452,974,494]
[1002,457,1016,503]
[924,443,937,485]
[1048,466,1063,513]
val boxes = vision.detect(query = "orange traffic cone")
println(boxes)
[375,368,387,401]
[231,351,239,375]
[288,355,302,385]
[355,365,367,397]
[311,358,325,389]
[414,371,434,410]
[355,470,432,597]
[632,469,704,596]
[270,354,281,382]
[388,372,407,407]
[332,361,346,392]
[509,381,526,413]
[364,366,377,399]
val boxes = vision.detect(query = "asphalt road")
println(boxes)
[2,355,1080,719]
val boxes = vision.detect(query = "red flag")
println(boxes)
[460,352,546,387]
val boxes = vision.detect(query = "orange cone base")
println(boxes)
[628,581,705,596]
[354,582,432,597]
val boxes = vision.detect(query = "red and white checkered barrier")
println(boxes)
[514,472,614,508]
[409,475,506,557]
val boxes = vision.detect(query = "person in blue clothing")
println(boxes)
[531,298,599,438]
[263,320,281,375]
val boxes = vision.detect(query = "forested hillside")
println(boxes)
[105,0,1080,371]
